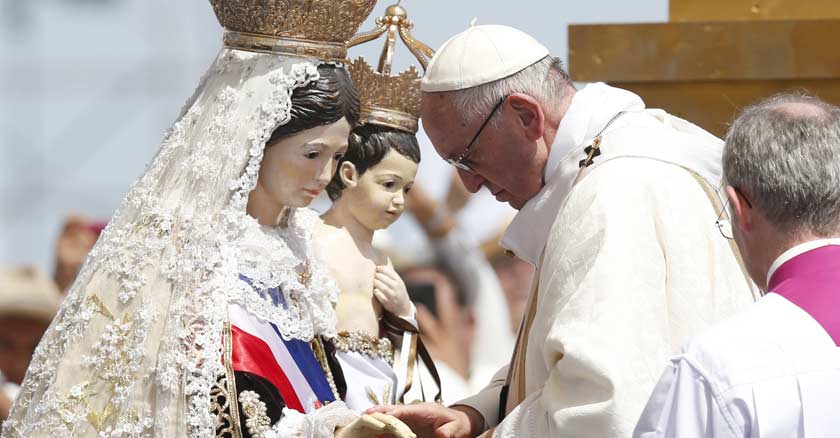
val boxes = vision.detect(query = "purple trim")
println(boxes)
[768,245,840,346]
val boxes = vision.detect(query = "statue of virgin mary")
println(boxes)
[2,2,414,437]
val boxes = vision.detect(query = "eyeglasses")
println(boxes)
[715,200,734,240]
[715,186,752,240]
[445,96,507,172]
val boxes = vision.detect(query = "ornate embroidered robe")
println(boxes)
[456,84,755,437]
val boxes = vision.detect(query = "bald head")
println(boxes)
[768,100,833,119]
[723,92,840,236]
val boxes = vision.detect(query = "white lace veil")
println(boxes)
[3,48,345,437]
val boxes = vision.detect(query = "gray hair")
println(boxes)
[449,55,573,126]
[723,92,840,236]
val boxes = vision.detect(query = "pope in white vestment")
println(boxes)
[453,81,756,437]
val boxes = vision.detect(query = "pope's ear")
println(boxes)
[339,161,358,188]
[507,93,544,142]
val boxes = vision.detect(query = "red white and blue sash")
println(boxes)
[229,278,336,413]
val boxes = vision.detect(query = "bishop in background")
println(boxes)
[371,23,755,437]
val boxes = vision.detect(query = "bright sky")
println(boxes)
[0,0,668,271]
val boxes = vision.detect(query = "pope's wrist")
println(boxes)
[450,404,486,437]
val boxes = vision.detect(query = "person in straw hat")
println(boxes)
[0,267,62,422]
[370,23,755,437]
[0,267,62,387]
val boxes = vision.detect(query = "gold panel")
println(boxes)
[615,79,840,137]
[569,20,840,83]
[670,0,840,22]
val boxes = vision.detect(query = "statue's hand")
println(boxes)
[335,412,416,438]
[373,265,412,317]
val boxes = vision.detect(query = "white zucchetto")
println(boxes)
[421,23,550,92]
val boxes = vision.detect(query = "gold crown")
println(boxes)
[347,4,434,133]
[347,59,422,133]
[210,0,378,61]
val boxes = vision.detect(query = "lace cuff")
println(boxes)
[265,401,358,438]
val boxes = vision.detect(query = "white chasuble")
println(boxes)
[455,83,755,437]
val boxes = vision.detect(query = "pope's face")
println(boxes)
[257,118,352,208]
[345,150,418,231]
[420,93,548,210]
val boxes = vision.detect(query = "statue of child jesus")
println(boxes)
[315,123,426,410]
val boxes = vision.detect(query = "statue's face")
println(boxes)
[345,149,418,231]
[258,118,352,208]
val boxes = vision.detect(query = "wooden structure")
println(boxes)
[569,0,840,136]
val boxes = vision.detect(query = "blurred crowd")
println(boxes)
[0,174,534,421]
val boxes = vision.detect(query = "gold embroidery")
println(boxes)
[218,320,243,438]
[55,381,149,434]
[87,404,115,432]
[311,338,340,400]
[238,391,271,437]
[365,382,392,405]
[64,300,156,432]
[87,294,114,319]
[347,59,422,133]
[297,263,312,288]
[504,253,545,417]
[686,169,759,301]
[209,0,376,44]
[332,331,394,365]
[346,4,434,133]
[278,207,292,229]
[211,374,239,438]
[222,31,347,62]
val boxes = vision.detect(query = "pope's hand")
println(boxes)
[366,403,482,438]
[335,412,416,438]
[373,265,412,317]
[476,427,496,438]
